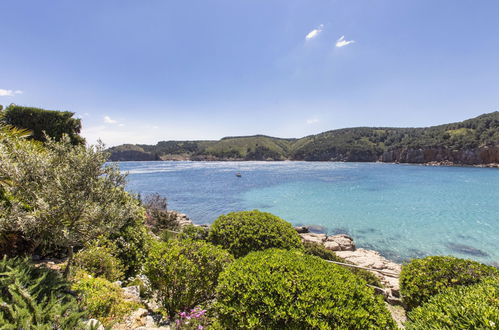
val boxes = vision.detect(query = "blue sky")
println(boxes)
[1,1,499,146]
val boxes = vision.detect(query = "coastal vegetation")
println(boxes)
[0,106,498,328]
[405,276,499,329]
[214,249,396,329]
[208,210,303,258]
[2,104,84,145]
[399,256,498,310]
[108,111,499,164]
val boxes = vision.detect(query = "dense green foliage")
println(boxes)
[406,276,499,329]
[91,213,152,280]
[208,210,303,258]
[215,249,396,329]
[73,244,125,282]
[0,256,85,328]
[179,224,209,241]
[108,111,499,162]
[0,131,146,276]
[2,104,84,145]
[144,239,233,317]
[72,275,141,327]
[303,241,382,287]
[400,256,498,310]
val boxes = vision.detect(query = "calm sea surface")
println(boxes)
[118,161,499,264]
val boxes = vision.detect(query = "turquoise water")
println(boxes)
[119,161,499,264]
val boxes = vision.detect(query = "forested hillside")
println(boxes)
[108,111,499,165]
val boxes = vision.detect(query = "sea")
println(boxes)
[117,161,499,265]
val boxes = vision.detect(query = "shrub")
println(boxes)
[0,133,146,278]
[73,244,125,282]
[104,216,153,279]
[144,239,233,318]
[215,249,396,329]
[400,256,498,310]
[208,210,303,258]
[179,224,209,241]
[406,276,499,329]
[143,193,179,232]
[303,241,382,287]
[72,275,141,327]
[0,256,85,328]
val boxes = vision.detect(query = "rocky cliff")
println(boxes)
[381,145,499,165]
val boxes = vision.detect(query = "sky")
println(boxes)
[1,0,499,146]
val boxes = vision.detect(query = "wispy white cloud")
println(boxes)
[335,36,355,48]
[306,118,320,125]
[103,115,118,124]
[305,24,324,41]
[0,89,23,96]
[118,123,125,127]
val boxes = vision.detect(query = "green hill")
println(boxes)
[108,111,499,165]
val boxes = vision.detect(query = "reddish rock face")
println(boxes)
[381,145,499,165]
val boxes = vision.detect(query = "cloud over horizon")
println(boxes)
[103,115,118,124]
[305,24,324,40]
[0,89,23,96]
[335,35,355,47]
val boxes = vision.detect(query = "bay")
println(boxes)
[118,161,499,264]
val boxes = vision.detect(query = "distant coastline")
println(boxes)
[108,111,499,166]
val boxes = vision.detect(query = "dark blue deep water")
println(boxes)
[118,161,499,264]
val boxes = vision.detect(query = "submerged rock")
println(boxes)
[446,243,489,257]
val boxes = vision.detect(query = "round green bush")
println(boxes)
[73,245,125,282]
[406,276,499,329]
[208,210,303,258]
[215,249,396,329]
[400,256,498,310]
[144,239,233,317]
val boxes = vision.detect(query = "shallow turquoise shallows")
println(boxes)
[118,161,499,265]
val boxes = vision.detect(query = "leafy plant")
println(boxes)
[303,241,382,287]
[143,193,179,233]
[215,249,396,329]
[73,244,125,282]
[72,275,141,327]
[208,210,303,258]
[179,224,209,241]
[0,256,85,328]
[102,215,153,279]
[0,133,146,278]
[400,256,498,310]
[406,276,499,329]
[144,239,233,318]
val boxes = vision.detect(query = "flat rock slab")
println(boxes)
[324,234,355,251]
[300,233,355,251]
[336,248,401,298]
[300,233,327,245]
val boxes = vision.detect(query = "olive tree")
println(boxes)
[0,133,144,277]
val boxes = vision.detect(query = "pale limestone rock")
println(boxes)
[323,240,341,251]
[300,233,326,244]
[123,285,141,302]
[324,234,355,251]
[336,248,401,303]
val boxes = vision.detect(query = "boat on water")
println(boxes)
[236,173,242,178]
